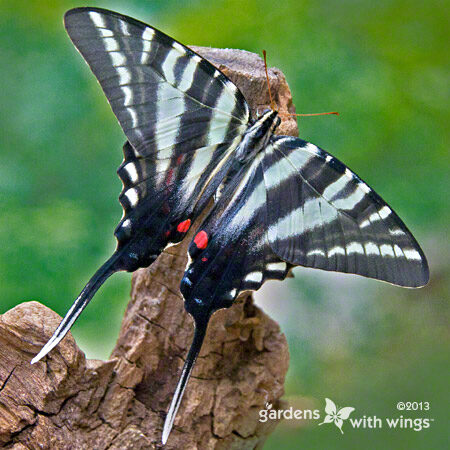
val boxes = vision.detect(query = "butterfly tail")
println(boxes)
[162,315,210,445]
[30,253,120,364]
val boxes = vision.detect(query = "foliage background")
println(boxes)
[1,0,448,448]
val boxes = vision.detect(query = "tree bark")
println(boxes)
[0,48,297,449]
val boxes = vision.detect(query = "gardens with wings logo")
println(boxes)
[258,398,354,434]
[259,397,434,433]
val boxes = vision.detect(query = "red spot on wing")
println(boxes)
[176,154,184,165]
[201,257,208,262]
[165,230,171,237]
[194,231,208,249]
[166,168,174,186]
[177,219,191,233]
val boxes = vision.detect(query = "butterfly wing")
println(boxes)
[263,136,429,287]
[181,154,293,311]
[337,406,355,420]
[324,398,338,415]
[64,7,250,269]
[64,8,249,157]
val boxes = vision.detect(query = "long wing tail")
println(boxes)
[30,254,119,364]
[162,316,210,445]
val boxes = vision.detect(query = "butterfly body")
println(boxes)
[235,110,281,162]
[30,7,429,445]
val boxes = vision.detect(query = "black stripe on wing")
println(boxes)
[262,136,429,287]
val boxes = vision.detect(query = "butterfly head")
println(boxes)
[258,108,281,131]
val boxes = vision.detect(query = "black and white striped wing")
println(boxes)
[64,8,250,268]
[181,155,293,311]
[263,136,429,287]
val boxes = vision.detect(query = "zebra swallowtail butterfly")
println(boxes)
[31,7,429,444]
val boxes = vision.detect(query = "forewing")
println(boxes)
[64,8,249,157]
[181,155,292,311]
[337,407,355,420]
[64,8,250,270]
[263,136,429,287]
[324,398,337,415]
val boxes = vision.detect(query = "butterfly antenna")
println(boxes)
[30,253,119,364]
[289,111,339,117]
[262,50,276,111]
[280,110,339,127]
[162,315,210,445]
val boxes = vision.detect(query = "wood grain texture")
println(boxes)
[0,48,297,449]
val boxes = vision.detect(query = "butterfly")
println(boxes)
[318,398,355,434]
[30,7,429,445]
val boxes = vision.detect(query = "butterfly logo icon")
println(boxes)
[318,398,355,434]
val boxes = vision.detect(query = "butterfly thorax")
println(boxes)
[234,110,280,163]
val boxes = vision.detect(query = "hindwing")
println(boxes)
[181,155,292,311]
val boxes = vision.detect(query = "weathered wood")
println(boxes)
[0,48,298,449]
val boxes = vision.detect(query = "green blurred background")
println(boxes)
[1,0,448,448]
